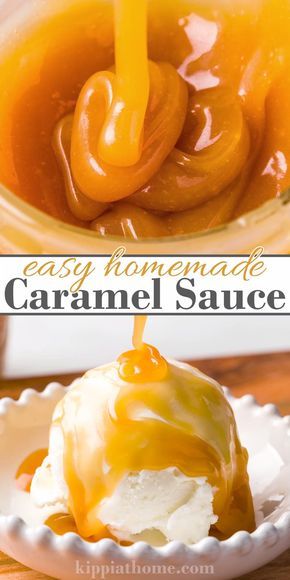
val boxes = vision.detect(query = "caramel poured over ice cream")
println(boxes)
[41,318,255,540]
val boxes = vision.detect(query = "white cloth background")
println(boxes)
[4,315,290,378]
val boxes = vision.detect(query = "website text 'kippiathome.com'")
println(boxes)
[76,560,215,579]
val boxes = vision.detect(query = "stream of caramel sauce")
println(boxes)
[118,316,168,383]
[1,0,290,237]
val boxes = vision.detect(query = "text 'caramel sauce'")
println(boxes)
[16,316,255,541]
[1,0,290,238]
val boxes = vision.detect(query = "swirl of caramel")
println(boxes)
[52,116,108,221]
[70,61,188,203]
[53,82,251,235]
[130,88,250,212]
[90,202,169,238]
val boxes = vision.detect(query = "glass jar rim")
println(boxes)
[1,179,290,247]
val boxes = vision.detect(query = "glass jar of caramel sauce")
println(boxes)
[0,0,290,254]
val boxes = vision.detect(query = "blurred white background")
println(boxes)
[3,315,290,378]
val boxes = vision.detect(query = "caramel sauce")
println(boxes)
[45,513,78,536]
[44,512,125,542]
[0,0,289,237]
[33,317,254,541]
[91,0,149,168]
[15,449,48,492]
[118,316,168,382]
[132,315,148,350]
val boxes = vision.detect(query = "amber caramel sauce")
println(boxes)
[30,316,254,541]
[118,316,168,383]
[44,513,78,536]
[0,0,290,238]
[15,449,48,492]
[45,512,130,543]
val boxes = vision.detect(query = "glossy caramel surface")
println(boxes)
[1,0,289,238]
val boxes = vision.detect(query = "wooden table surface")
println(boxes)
[0,351,290,579]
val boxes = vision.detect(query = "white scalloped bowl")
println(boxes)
[0,383,290,580]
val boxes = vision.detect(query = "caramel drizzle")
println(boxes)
[118,316,168,383]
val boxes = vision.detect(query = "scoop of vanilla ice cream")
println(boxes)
[31,360,221,544]
[32,460,216,544]
[98,469,217,544]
